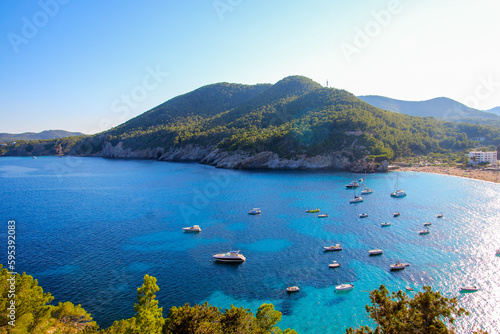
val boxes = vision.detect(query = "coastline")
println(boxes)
[402,165,500,184]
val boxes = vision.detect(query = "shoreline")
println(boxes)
[401,165,500,184]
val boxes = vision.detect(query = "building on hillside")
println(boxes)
[468,151,497,165]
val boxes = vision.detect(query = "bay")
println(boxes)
[0,156,499,333]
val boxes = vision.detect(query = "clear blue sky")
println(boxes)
[1,0,499,133]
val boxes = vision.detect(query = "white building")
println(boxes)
[468,151,497,165]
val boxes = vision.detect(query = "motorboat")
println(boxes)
[391,190,407,198]
[329,261,341,268]
[345,181,360,188]
[212,250,246,263]
[405,286,415,291]
[350,196,363,203]
[460,286,479,292]
[381,222,391,227]
[390,262,409,271]
[248,208,261,215]
[324,244,342,251]
[182,225,201,233]
[286,286,300,293]
[368,249,383,255]
[335,283,354,291]
[306,208,320,213]
[318,214,328,218]
[418,230,430,235]
[393,212,401,217]
[436,213,444,218]
[423,222,432,226]
[359,213,369,218]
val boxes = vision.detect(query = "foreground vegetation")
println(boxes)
[0,265,489,333]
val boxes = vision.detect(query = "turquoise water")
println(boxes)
[0,157,499,333]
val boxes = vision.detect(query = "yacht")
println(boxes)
[381,222,391,227]
[350,196,363,203]
[182,225,201,233]
[248,208,261,215]
[423,222,432,226]
[345,181,360,188]
[418,229,430,235]
[335,283,354,291]
[324,244,342,251]
[286,286,300,293]
[359,213,369,218]
[318,214,328,218]
[393,212,401,217]
[329,261,341,268]
[368,249,383,255]
[212,250,246,263]
[460,286,479,292]
[306,208,320,213]
[390,262,409,271]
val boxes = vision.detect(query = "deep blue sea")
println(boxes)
[0,156,499,333]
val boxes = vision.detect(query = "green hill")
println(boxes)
[3,76,500,170]
[0,130,84,142]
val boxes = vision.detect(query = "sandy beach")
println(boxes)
[402,166,500,184]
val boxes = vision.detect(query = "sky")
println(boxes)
[1,0,500,134]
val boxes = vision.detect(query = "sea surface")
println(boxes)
[0,156,499,333]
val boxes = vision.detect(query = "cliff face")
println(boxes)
[97,142,388,172]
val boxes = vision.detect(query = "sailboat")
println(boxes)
[390,173,407,198]
[350,187,363,203]
[360,171,374,195]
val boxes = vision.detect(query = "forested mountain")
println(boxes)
[0,130,84,142]
[358,95,500,127]
[4,76,500,171]
[485,106,500,116]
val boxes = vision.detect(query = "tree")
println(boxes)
[163,302,222,334]
[134,274,164,334]
[346,285,470,334]
[255,303,283,333]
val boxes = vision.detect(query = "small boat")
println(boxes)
[248,208,261,215]
[460,286,479,292]
[390,173,407,198]
[345,181,360,188]
[405,285,415,291]
[349,196,363,203]
[32,156,37,159]
[393,212,401,217]
[335,283,354,291]
[318,214,328,218]
[381,222,391,227]
[418,229,430,235]
[390,262,410,271]
[360,172,374,194]
[329,261,341,268]
[358,178,363,182]
[436,213,444,218]
[212,250,246,263]
[359,213,368,218]
[423,222,432,226]
[368,249,383,255]
[306,208,320,213]
[182,225,201,233]
[324,244,342,251]
[286,286,300,293]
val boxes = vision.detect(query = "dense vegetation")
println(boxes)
[1,266,488,333]
[0,130,84,142]
[3,76,500,163]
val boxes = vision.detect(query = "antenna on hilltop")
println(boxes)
[326,79,328,88]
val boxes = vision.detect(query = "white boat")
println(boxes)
[32,156,37,159]
[350,196,363,203]
[182,225,201,233]
[329,261,341,268]
[460,286,479,292]
[418,229,430,235]
[381,222,391,227]
[436,213,444,218]
[286,286,300,293]
[212,250,246,263]
[368,249,383,255]
[393,212,401,217]
[360,172,374,194]
[359,213,368,218]
[248,208,261,215]
[390,173,407,197]
[405,286,415,291]
[345,181,360,188]
[318,214,329,218]
[390,262,410,271]
[335,283,354,291]
[324,244,342,251]
[423,222,432,226]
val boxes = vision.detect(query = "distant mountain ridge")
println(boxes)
[0,130,84,142]
[357,95,500,126]
[485,106,500,116]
